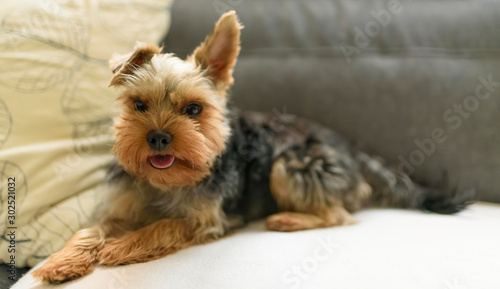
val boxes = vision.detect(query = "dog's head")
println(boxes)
[109,11,242,188]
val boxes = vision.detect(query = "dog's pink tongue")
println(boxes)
[150,155,175,169]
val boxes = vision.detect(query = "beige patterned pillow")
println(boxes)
[0,0,173,267]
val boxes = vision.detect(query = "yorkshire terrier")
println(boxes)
[32,11,473,283]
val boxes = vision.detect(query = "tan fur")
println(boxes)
[109,43,163,86]
[187,11,243,94]
[97,219,192,265]
[269,153,359,231]
[96,197,228,265]
[32,227,106,283]
[266,206,357,232]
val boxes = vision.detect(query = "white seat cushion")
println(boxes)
[14,202,500,289]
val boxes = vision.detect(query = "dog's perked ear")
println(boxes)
[108,43,162,87]
[188,11,243,93]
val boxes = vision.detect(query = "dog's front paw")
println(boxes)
[32,259,95,284]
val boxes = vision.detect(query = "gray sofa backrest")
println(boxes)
[163,0,500,203]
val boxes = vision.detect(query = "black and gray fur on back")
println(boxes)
[226,111,474,219]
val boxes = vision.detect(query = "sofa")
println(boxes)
[6,0,500,288]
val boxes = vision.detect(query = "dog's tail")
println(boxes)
[355,152,474,214]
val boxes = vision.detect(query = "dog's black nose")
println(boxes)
[147,131,173,151]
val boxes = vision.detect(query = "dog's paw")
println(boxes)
[32,259,94,284]
[97,241,147,265]
[266,214,308,232]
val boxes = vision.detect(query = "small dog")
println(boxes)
[33,11,473,283]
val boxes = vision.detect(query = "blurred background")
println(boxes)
[164,0,500,203]
[0,0,500,287]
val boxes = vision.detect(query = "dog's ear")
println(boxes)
[109,43,162,87]
[189,11,243,93]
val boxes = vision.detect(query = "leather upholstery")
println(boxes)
[162,0,500,202]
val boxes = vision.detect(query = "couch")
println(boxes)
[9,0,500,288]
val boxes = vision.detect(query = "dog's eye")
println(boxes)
[183,102,202,117]
[134,98,148,112]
